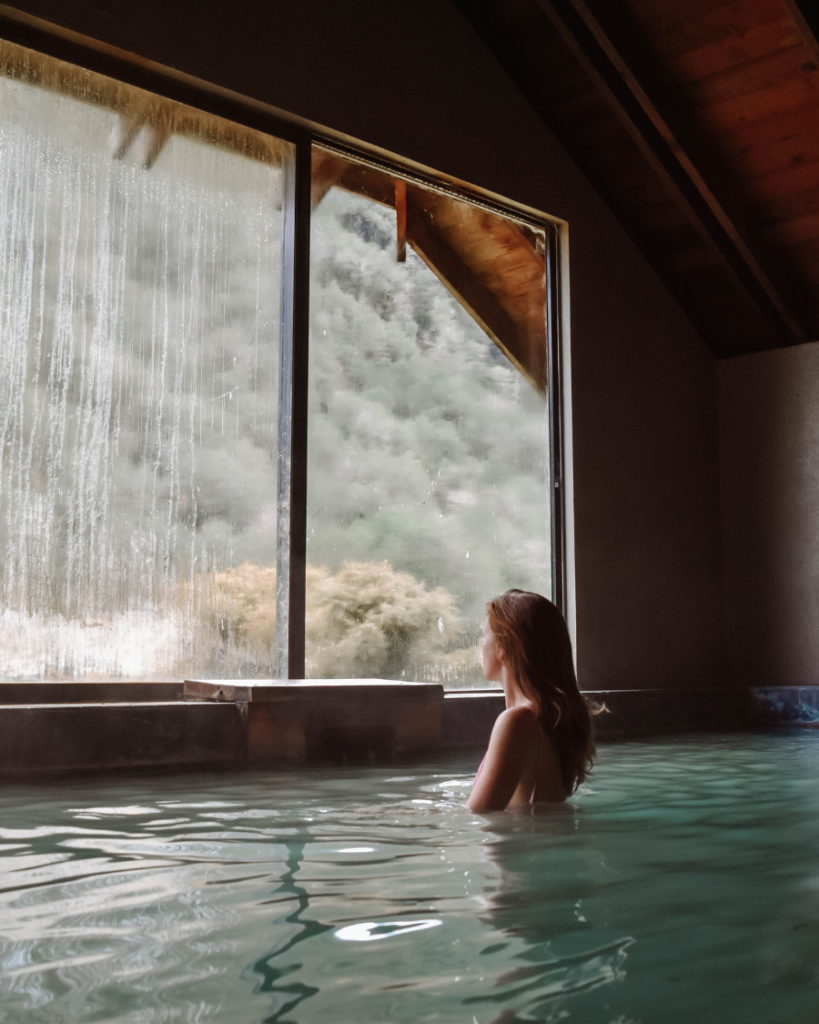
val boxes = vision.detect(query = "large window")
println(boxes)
[0,37,561,687]
[305,152,553,687]
[0,41,285,680]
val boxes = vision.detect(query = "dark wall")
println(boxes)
[718,343,819,688]
[5,0,725,689]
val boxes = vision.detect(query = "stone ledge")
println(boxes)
[184,678,442,703]
[441,687,761,747]
[0,701,244,776]
[0,682,182,703]
[1,682,812,778]
[182,680,445,763]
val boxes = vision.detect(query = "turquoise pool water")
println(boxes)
[2,732,819,1023]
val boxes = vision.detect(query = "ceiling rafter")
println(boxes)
[405,198,547,393]
[317,159,549,391]
[529,0,815,347]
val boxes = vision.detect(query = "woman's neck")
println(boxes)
[500,666,530,710]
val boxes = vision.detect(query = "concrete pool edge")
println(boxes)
[0,682,814,777]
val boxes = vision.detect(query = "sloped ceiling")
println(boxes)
[456,0,819,357]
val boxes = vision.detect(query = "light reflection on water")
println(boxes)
[2,733,819,1022]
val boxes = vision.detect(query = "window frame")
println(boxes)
[0,9,568,682]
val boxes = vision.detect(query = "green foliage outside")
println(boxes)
[305,189,552,682]
[0,73,550,685]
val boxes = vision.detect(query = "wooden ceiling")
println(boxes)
[455,0,819,357]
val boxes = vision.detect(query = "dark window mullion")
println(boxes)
[547,225,566,614]
[276,138,312,679]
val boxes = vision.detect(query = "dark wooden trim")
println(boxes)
[315,137,555,232]
[276,139,312,680]
[289,139,312,680]
[546,226,566,614]
[535,0,810,345]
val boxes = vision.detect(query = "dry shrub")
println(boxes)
[207,563,278,644]
[185,561,278,677]
[305,560,466,679]
[190,559,479,682]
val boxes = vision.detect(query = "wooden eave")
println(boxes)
[319,156,550,393]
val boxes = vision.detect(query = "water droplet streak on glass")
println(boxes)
[0,57,283,682]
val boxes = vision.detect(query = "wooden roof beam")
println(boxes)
[535,0,812,345]
[406,199,546,393]
[322,161,547,386]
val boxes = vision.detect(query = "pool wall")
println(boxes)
[1,681,813,777]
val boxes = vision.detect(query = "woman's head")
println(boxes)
[485,589,596,793]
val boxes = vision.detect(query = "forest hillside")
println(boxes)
[0,71,551,685]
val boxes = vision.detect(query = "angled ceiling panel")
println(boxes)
[456,0,819,356]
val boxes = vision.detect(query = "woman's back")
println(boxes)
[466,590,595,813]
[526,720,569,805]
[469,704,568,811]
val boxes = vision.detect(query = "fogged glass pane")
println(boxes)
[0,43,283,680]
[306,150,551,688]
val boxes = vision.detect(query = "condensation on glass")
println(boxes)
[305,148,552,688]
[0,41,286,681]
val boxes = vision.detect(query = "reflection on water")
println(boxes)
[2,733,819,1022]
[472,812,634,1022]
[250,836,332,1023]
[335,920,443,941]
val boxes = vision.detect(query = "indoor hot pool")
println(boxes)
[2,731,819,1023]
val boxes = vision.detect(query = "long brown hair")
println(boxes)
[487,589,597,793]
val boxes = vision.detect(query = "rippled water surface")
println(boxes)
[2,732,819,1023]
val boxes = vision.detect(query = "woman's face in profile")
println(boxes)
[482,620,504,682]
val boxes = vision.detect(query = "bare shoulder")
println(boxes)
[492,705,540,744]
[468,704,543,812]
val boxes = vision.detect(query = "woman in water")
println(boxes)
[467,589,597,812]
